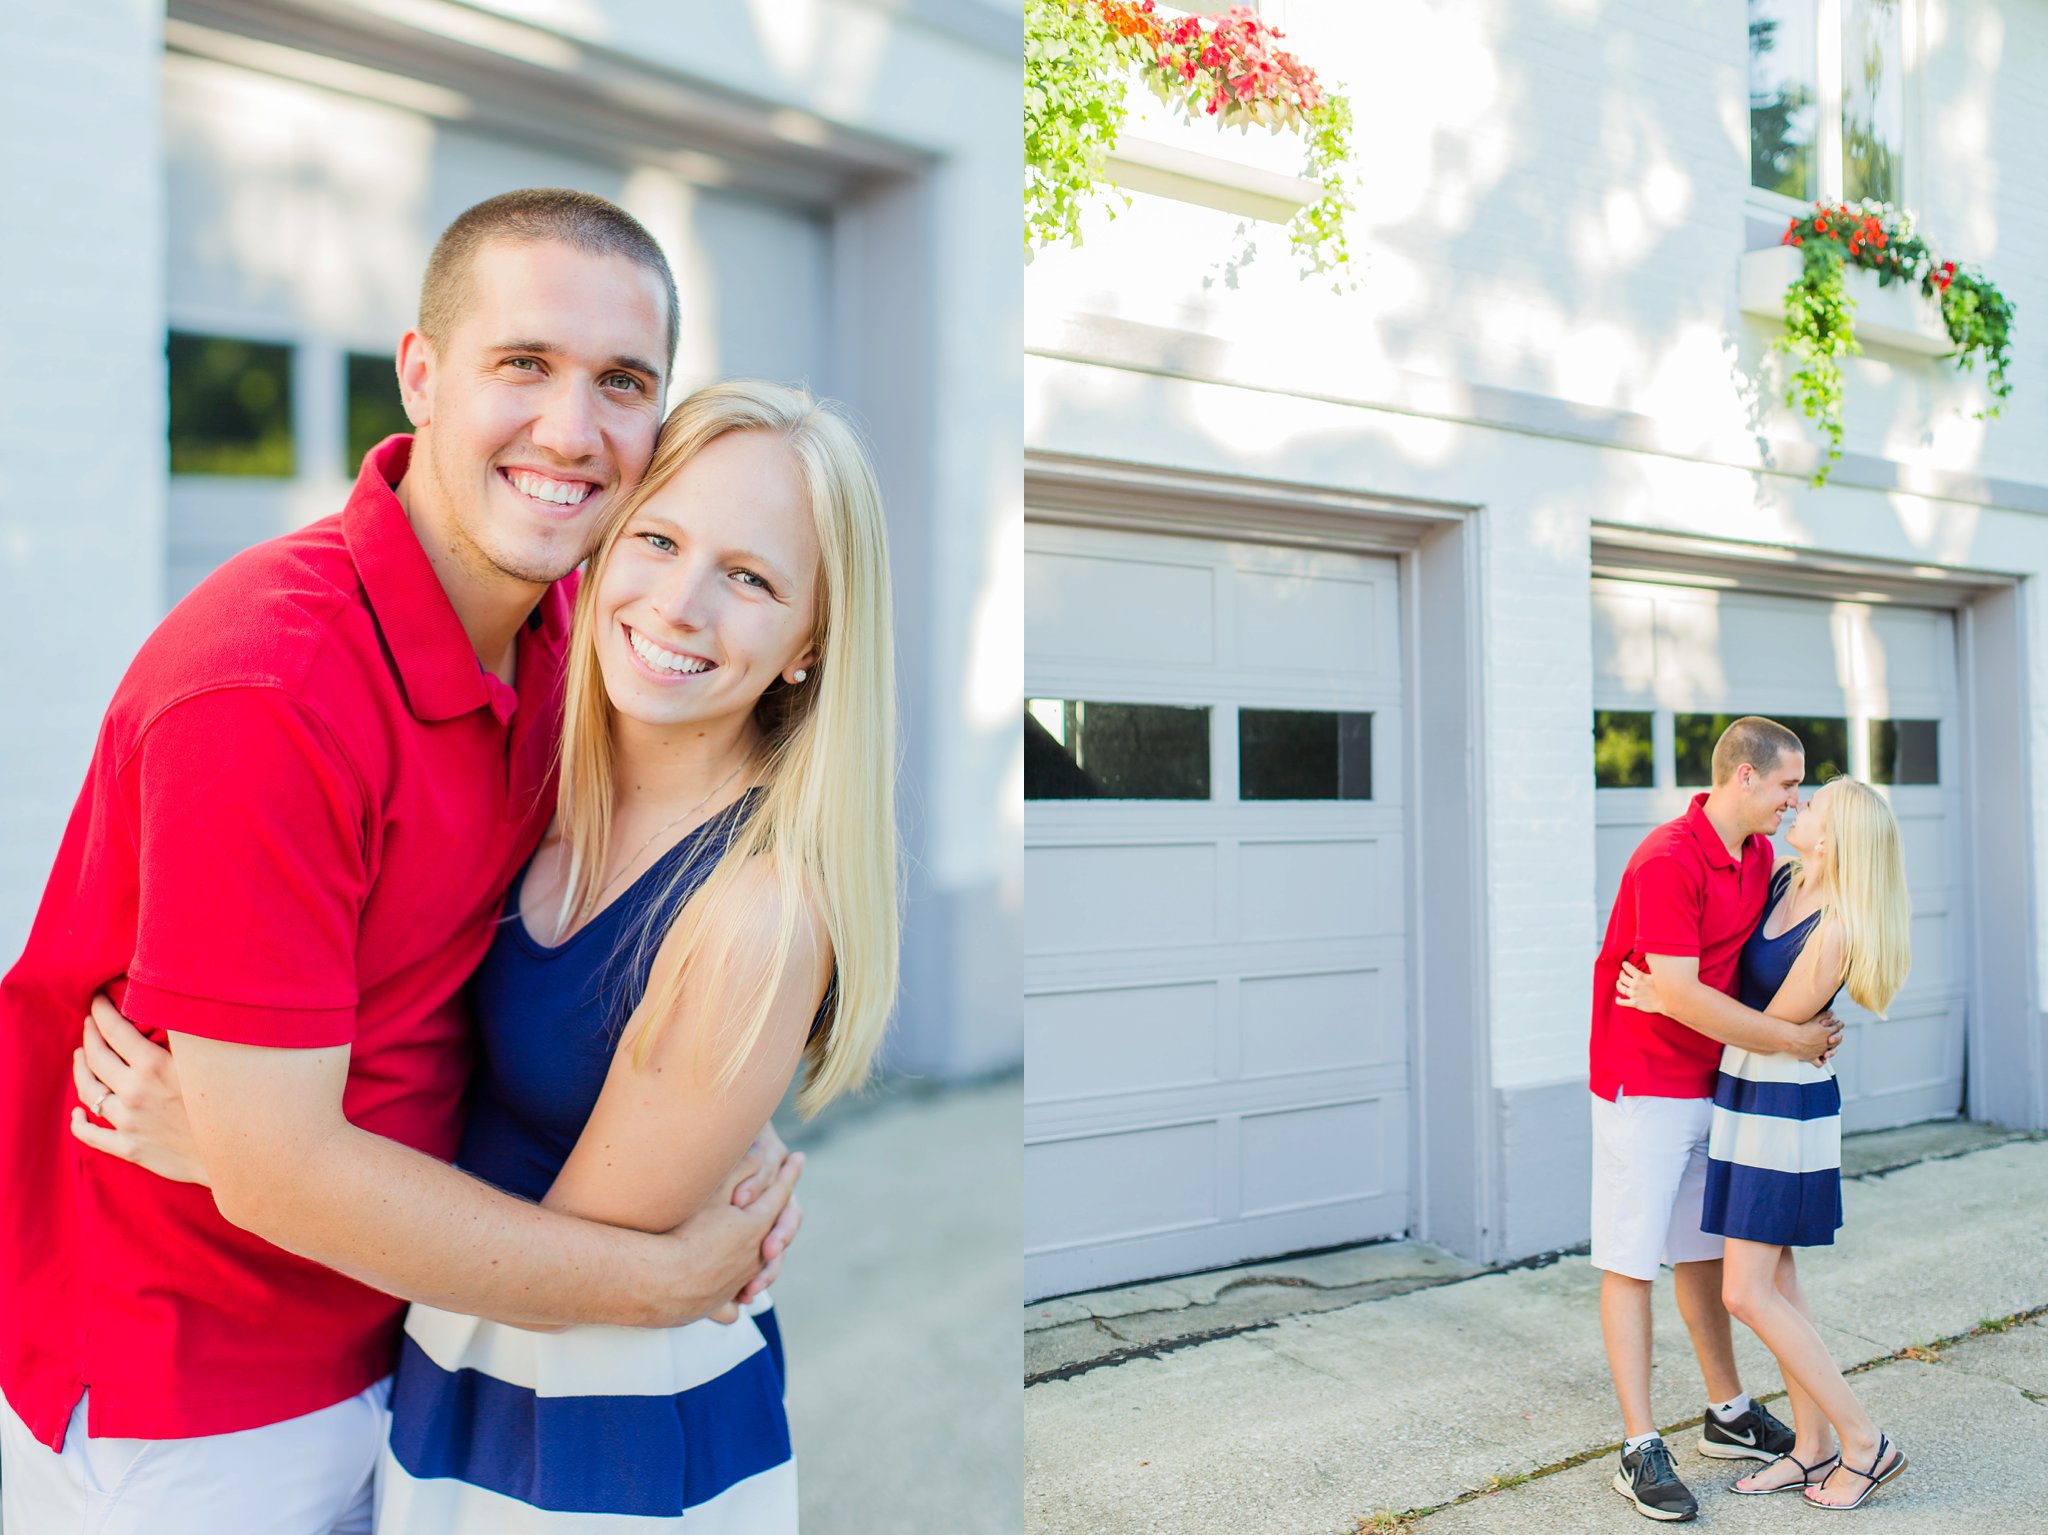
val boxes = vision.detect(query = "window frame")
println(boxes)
[1746,0,1920,228]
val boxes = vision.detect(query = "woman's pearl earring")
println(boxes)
[792,669,807,683]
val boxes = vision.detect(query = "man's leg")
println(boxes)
[1590,1092,1701,1521]
[1671,1258,1741,1403]
[1600,1270,1658,1439]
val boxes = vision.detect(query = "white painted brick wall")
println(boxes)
[0,1,165,961]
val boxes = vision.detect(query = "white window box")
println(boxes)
[1105,134,1321,223]
[1104,86,1321,225]
[1738,244,1951,357]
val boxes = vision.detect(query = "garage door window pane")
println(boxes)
[168,332,295,477]
[1869,718,1937,785]
[1025,700,1210,799]
[1239,709,1372,800]
[346,352,412,471]
[1675,713,1848,786]
[1594,710,1654,788]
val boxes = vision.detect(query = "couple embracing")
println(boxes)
[1592,716,1912,1520]
[0,189,897,1531]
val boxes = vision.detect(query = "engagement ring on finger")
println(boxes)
[92,1088,112,1117]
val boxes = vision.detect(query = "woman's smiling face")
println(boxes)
[596,428,820,736]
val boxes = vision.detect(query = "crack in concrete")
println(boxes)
[1026,1318,1283,1386]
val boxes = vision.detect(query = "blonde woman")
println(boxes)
[1618,776,1910,1513]
[75,382,899,1531]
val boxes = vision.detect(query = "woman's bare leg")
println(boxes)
[1720,1237,1896,1504]
[1729,1246,1835,1490]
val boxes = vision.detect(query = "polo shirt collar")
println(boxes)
[1684,792,1742,871]
[343,435,494,724]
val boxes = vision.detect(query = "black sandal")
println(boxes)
[1730,1450,1840,1496]
[1802,1435,1906,1511]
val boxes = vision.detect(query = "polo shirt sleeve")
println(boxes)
[122,688,367,1047]
[1633,851,1705,960]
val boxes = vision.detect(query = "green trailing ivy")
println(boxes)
[1023,0,1146,252]
[1774,201,2016,485]
[1024,0,1355,280]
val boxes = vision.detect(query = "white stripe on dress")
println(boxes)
[376,1450,797,1534]
[1707,1109,1841,1174]
[402,1297,775,1398]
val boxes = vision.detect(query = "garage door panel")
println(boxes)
[1026,842,1217,954]
[1593,590,1661,691]
[1712,597,1849,693]
[1240,967,1401,1079]
[1027,522,1409,1296]
[1838,999,1966,1132]
[1906,910,1953,988]
[1024,982,1219,1105]
[1240,1098,1400,1217]
[1864,607,1953,691]
[1237,837,1397,941]
[1894,811,1952,887]
[1025,549,1216,665]
[1025,1123,1218,1250]
[1234,569,1388,676]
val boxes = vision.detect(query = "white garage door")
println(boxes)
[1024,523,1409,1300]
[1591,578,1965,1131]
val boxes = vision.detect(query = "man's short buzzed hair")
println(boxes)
[1711,715,1803,786]
[418,188,679,369]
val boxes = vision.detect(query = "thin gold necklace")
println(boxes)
[579,751,753,923]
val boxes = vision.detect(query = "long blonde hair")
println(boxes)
[554,381,899,1114]
[1794,776,1911,1017]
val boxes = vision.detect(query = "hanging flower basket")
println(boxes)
[1023,0,1354,279]
[1767,200,2015,486]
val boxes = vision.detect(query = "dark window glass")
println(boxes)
[167,332,295,477]
[1675,713,1849,787]
[346,352,412,470]
[1024,700,1210,800]
[1593,710,1655,788]
[1869,718,1937,785]
[1239,709,1372,801]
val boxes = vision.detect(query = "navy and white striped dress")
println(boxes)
[377,795,796,1532]
[1700,865,1844,1248]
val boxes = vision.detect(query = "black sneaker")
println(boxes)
[1699,1397,1796,1462]
[1612,1438,1698,1522]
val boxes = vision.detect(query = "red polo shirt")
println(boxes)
[1589,793,1773,1102]
[0,437,570,1447]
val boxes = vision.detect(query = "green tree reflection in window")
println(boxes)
[1842,0,1902,204]
[167,332,295,477]
[346,352,414,470]
[1750,3,1817,200]
[1594,711,1655,788]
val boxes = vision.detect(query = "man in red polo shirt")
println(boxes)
[0,191,798,1532]
[1591,716,1841,1522]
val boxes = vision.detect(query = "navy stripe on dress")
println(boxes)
[1701,1161,1843,1247]
[388,1311,790,1517]
[1713,1072,1842,1122]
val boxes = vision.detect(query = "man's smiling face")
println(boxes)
[400,238,669,587]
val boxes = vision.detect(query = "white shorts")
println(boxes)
[0,1377,389,1535]
[1589,1090,1725,1281]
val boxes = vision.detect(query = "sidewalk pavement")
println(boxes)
[1025,1123,2048,1535]
[781,1072,1022,1535]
